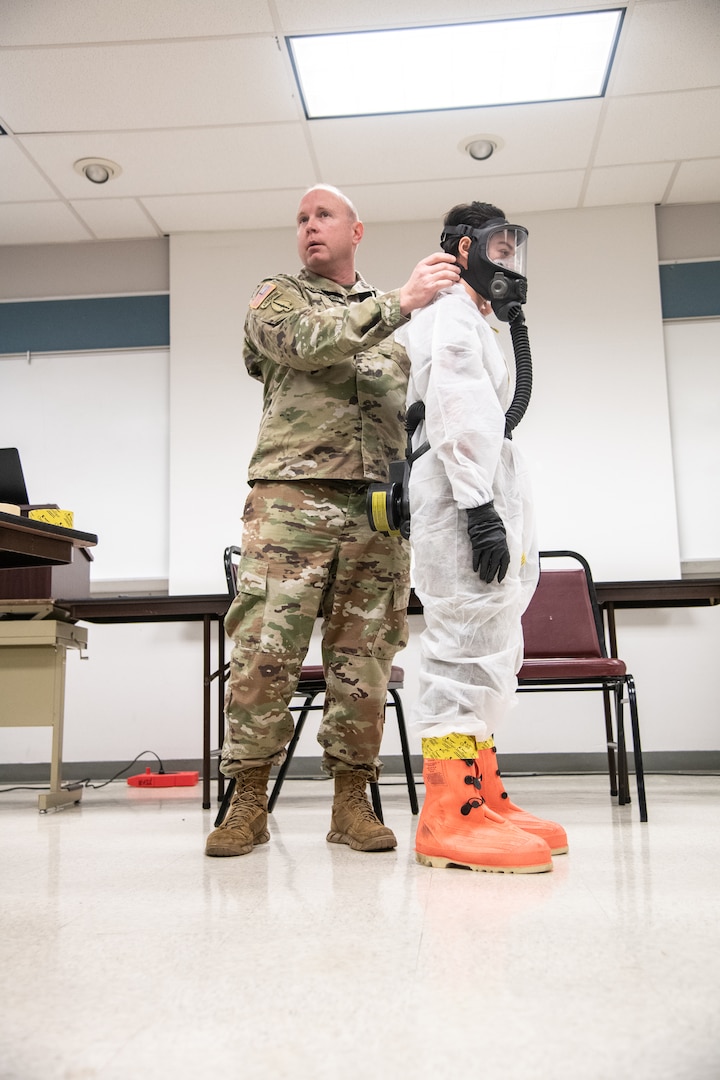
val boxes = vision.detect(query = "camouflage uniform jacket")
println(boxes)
[244,268,411,483]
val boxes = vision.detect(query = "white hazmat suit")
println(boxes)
[396,283,538,740]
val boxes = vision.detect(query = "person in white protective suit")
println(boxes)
[396,200,568,873]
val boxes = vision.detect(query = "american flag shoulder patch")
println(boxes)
[249,282,277,309]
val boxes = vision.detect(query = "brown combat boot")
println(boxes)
[205,764,271,857]
[327,771,397,852]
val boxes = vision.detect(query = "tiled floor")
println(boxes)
[1,772,719,1080]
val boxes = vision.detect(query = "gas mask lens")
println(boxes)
[485,225,528,278]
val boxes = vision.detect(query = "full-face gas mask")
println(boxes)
[440,219,528,323]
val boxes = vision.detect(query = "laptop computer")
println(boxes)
[0,448,30,505]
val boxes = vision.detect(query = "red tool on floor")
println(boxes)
[127,768,199,788]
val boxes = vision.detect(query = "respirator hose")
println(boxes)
[504,308,533,439]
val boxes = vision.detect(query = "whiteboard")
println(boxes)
[663,319,720,561]
[0,349,169,582]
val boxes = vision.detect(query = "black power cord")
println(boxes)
[0,750,166,795]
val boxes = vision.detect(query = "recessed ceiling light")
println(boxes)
[73,157,122,184]
[288,9,624,119]
[466,139,496,161]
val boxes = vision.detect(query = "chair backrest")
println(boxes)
[224,545,241,598]
[521,550,607,660]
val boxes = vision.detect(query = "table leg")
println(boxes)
[217,623,226,803]
[39,646,83,812]
[202,615,211,809]
[605,602,618,658]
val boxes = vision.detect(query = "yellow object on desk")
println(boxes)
[29,508,74,528]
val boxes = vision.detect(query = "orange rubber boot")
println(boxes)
[476,745,569,855]
[415,757,553,874]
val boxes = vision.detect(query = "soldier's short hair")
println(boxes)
[302,184,359,222]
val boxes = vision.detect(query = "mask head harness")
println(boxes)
[440,218,528,323]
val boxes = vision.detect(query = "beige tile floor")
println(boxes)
[1,772,719,1080]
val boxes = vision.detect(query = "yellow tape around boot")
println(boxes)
[476,737,495,751]
[422,734,478,760]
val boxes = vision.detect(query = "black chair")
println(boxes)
[215,545,418,827]
[518,549,647,821]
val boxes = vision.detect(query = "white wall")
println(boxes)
[1,348,169,582]
[663,318,720,562]
[167,231,280,593]
[513,204,681,579]
[2,203,719,771]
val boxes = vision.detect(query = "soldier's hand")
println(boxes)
[399,253,461,315]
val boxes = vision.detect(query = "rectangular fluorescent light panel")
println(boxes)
[288,10,624,119]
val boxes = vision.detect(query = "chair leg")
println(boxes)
[626,674,648,822]
[267,692,318,813]
[214,777,235,828]
[388,689,419,814]
[215,684,419,822]
[369,781,384,823]
[217,636,228,802]
[615,681,631,806]
[214,692,323,823]
[602,684,618,797]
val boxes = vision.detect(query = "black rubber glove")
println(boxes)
[466,502,510,583]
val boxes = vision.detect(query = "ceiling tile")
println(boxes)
[309,99,602,187]
[140,189,306,232]
[70,198,162,240]
[666,159,720,204]
[18,125,317,199]
[274,0,618,33]
[0,139,58,200]
[611,0,720,94]
[1,0,275,44]
[583,162,676,206]
[340,171,585,224]
[1,39,298,132]
[595,88,720,165]
[0,203,93,245]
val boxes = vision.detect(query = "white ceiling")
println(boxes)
[0,0,718,246]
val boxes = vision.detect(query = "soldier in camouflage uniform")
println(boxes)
[206,184,460,857]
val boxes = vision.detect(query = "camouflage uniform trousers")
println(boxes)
[221,480,410,782]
